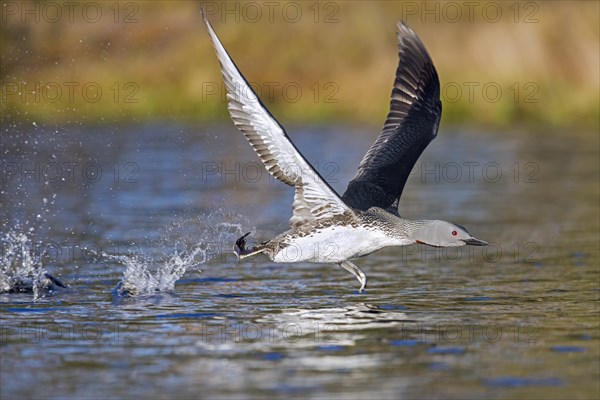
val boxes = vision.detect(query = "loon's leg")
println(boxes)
[339,260,367,292]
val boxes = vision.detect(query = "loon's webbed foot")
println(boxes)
[234,232,252,259]
[44,273,66,288]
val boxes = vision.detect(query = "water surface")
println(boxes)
[1,123,598,399]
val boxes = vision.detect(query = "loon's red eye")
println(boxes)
[452,230,458,236]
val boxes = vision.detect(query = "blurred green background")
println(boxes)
[1,0,598,131]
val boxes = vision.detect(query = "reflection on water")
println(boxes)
[0,124,598,399]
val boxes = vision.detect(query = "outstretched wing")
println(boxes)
[342,21,442,212]
[203,11,351,227]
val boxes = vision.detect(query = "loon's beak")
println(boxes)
[462,237,488,246]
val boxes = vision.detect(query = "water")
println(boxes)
[1,123,598,399]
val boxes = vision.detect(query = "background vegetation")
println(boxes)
[1,1,598,131]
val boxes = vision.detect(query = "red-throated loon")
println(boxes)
[203,11,488,292]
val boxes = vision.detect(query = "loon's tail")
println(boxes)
[234,232,268,260]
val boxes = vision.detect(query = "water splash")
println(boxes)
[109,211,248,297]
[0,231,55,299]
[109,247,204,297]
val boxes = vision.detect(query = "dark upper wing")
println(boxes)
[341,21,442,212]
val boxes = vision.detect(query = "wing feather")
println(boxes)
[342,21,442,212]
[203,11,351,227]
